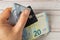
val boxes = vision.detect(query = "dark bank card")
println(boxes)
[25,6,38,27]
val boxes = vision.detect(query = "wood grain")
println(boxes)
[1,0,60,2]
[0,1,60,9]
[36,32,60,40]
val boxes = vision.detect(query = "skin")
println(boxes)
[0,8,30,40]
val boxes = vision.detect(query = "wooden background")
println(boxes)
[0,0,60,40]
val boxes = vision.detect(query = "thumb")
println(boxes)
[13,9,30,33]
[0,8,12,20]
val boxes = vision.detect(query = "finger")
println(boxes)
[13,9,30,32]
[0,8,12,20]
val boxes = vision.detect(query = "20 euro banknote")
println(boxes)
[23,12,50,40]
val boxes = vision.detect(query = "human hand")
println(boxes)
[0,8,30,40]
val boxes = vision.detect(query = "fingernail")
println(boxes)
[24,8,30,15]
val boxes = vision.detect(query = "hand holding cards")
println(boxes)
[8,3,50,40]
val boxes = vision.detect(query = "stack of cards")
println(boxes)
[8,3,50,40]
[9,3,38,27]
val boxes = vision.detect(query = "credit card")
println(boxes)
[9,3,27,25]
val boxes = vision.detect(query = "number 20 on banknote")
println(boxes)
[33,29,41,37]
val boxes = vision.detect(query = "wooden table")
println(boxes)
[0,0,60,40]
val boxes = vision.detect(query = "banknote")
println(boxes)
[22,12,50,40]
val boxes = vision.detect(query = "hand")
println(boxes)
[0,8,30,40]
